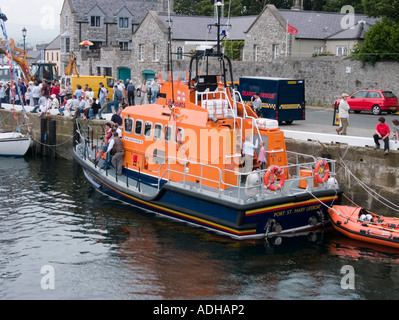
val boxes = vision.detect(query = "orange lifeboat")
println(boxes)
[328,205,399,249]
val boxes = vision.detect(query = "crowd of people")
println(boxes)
[0,77,161,119]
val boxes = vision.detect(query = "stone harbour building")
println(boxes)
[55,0,399,105]
[59,0,377,82]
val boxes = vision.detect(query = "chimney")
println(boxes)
[291,0,303,11]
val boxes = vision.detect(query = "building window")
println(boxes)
[314,46,323,54]
[90,16,101,28]
[138,44,144,61]
[273,44,279,59]
[61,37,70,53]
[119,42,129,51]
[65,16,69,28]
[336,46,348,56]
[254,45,260,61]
[154,45,160,61]
[176,46,183,60]
[104,67,112,77]
[119,17,129,29]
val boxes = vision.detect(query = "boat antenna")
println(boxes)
[167,0,175,107]
[0,6,29,132]
[215,1,223,55]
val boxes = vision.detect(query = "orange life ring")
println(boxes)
[314,160,330,183]
[264,166,286,191]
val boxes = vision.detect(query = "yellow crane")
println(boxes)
[64,52,79,76]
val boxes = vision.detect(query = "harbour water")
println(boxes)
[1,156,399,301]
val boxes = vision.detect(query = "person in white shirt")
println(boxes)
[250,92,262,117]
[242,135,259,177]
[336,93,350,135]
[32,82,41,106]
[150,78,160,104]
[49,94,59,109]
[37,96,50,116]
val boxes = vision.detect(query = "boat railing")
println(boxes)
[76,132,338,203]
[156,154,338,203]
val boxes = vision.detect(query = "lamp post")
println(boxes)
[22,27,27,51]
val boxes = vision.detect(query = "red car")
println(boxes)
[334,90,399,115]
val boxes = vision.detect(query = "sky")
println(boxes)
[1,0,64,46]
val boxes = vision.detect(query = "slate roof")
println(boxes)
[155,9,378,42]
[67,1,378,41]
[278,9,379,40]
[68,0,158,24]
[46,35,60,50]
[157,14,256,41]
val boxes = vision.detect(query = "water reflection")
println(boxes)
[1,157,399,300]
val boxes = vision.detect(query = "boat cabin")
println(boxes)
[121,71,289,190]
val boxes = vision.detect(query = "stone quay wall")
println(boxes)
[232,57,399,107]
[1,109,398,215]
[135,57,399,107]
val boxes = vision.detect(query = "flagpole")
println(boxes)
[286,20,288,57]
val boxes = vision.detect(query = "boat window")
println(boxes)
[135,119,143,136]
[164,125,173,142]
[154,123,163,140]
[124,117,133,133]
[144,121,153,138]
[175,127,184,144]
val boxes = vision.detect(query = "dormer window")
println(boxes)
[90,16,101,28]
[119,17,129,29]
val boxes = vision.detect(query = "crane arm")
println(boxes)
[0,38,34,81]
[64,52,79,76]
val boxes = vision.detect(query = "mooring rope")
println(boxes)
[339,157,399,213]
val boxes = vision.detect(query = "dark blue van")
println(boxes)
[238,77,305,124]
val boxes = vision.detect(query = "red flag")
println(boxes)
[287,24,298,35]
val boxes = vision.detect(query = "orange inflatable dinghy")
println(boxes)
[328,205,399,249]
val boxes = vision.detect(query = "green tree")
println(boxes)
[222,40,244,60]
[322,0,364,13]
[352,18,399,65]
[362,0,399,23]
[173,0,291,16]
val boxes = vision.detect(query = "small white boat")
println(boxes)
[0,131,31,157]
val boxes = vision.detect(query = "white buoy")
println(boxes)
[245,171,261,197]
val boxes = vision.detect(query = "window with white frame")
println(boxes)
[273,44,279,59]
[61,37,70,53]
[119,42,129,51]
[176,46,183,60]
[119,17,129,29]
[154,45,160,61]
[90,16,101,28]
[336,46,348,56]
[138,44,144,61]
[253,45,260,61]
[65,16,69,28]
[314,46,323,54]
